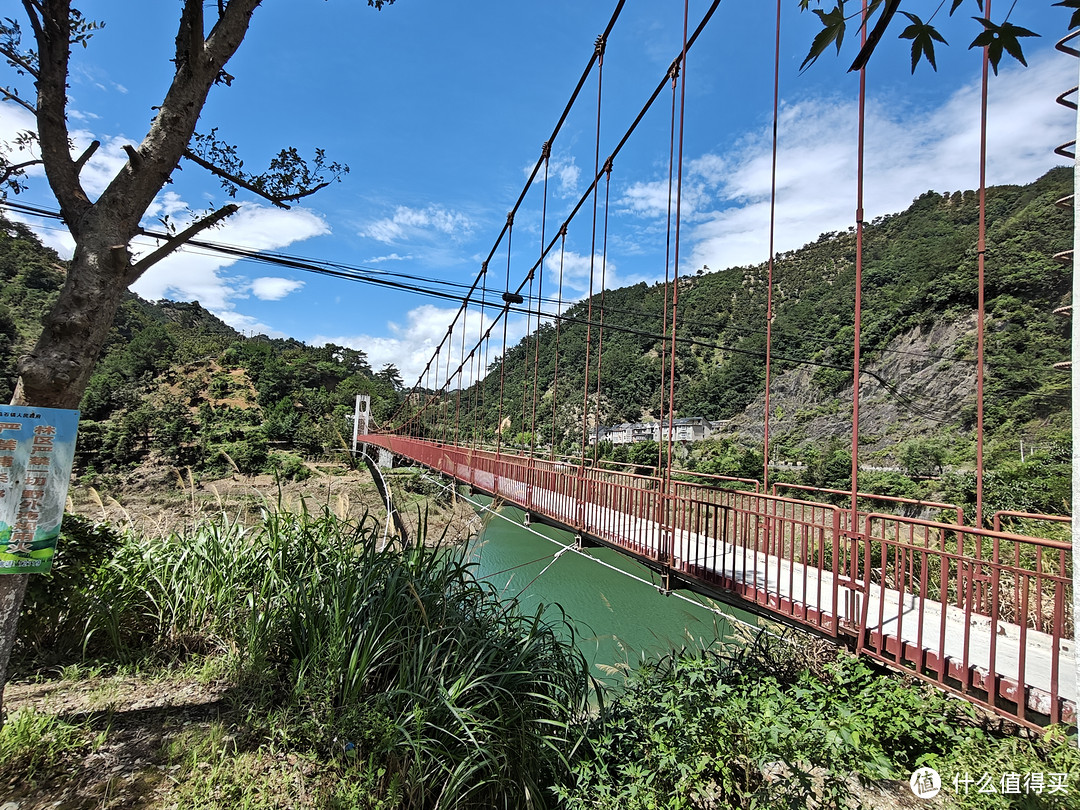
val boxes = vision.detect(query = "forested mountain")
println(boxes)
[453,168,1072,515]
[0,215,403,481]
[2,168,1070,514]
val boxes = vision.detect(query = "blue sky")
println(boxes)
[2,1,1074,386]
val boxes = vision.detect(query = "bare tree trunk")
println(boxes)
[14,236,132,409]
[1,237,133,716]
[0,575,28,717]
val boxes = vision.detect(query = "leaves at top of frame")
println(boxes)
[67,9,105,50]
[898,11,948,73]
[1052,0,1080,32]
[800,1,847,71]
[969,18,1040,75]
[950,0,984,16]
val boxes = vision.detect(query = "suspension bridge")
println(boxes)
[357,1,1079,732]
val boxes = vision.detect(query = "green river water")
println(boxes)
[462,494,760,686]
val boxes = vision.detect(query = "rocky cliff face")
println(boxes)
[725,313,978,463]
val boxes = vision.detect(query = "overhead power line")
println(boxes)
[4,203,1062,419]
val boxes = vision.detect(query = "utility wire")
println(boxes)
[5,204,1061,416]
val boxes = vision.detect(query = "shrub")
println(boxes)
[15,515,124,667]
[268,451,312,482]
[556,631,1075,810]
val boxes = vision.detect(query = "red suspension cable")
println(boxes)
[850,0,868,521]
[664,0,690,492]
[975,0,992,526]
[579,34,606,464]
[763,0,782,491]
[454,305,467,447]
[592,157,613,466]
[658,60,679,471]
[495,213,514,458]
[551,227,567,460]
[530,143,552,457]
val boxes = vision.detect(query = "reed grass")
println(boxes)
[46,502,593,808]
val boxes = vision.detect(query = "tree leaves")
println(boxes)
[800,1,1043,75]
[186,128,349,208]
[969,18,1040,75]
[800,1,846,71]
[950,0,983,16]
[1052,0,1080,32]
[898,11,947,73]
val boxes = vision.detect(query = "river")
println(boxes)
[462,494,760,686]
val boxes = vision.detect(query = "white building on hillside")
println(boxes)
[590,417,717,445]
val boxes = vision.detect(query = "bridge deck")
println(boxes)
[363,435,1075,729]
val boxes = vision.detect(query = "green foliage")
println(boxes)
[0,708,99,784]
[692,437,763,481]
[897,437,947,478]
[268,451,313,481]
[899,11,948,72]
[221,435,269,475]
[558,632,1077,810]
[969,18,1040,75]
[16,515,123,665]
[28,506,593,808]
[945,441,1072,520]
[800,0,1048,75]
[928,726,1080,809]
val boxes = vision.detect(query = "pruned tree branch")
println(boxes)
[72,139,99,175]
[121,143,142,171]
[127,202,239,282]
[32,0,91,231]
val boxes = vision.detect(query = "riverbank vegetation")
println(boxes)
[6,506,593,809]
[2,506,1076,809]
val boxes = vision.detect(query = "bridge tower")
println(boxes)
[352,394,371,454]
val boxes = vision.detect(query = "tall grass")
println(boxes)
[37,504,595,808]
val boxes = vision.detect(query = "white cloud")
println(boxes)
[361,204,474,244]
[143,191,189,224]
[251,277,305,301]
[525,154,581,199]
[130,204,329,326]
[366,252,413,263]
[679,52,1073,273]
[541,249,650,305]
[316,302,530,390]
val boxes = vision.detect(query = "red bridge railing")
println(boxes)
[362,435,1074,730]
